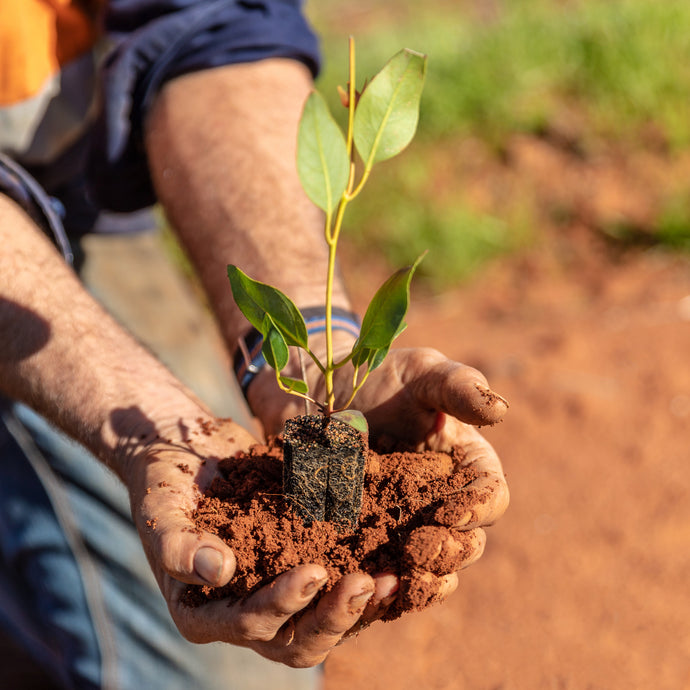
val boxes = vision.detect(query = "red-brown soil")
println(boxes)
[323,151,690,687]
[185,437,481,620]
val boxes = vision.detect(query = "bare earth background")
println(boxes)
[325,209,690,689]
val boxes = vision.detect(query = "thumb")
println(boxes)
[412,359,508,426]
[137,484,237,587]
[147,514,237,587]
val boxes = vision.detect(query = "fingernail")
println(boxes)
[302,575,328,598]
[375,573,399,599]
[349,589,374,613]
[379,590,399,608]
[475,383,509,409]
[194,547,223,585]
[457,511,473,527]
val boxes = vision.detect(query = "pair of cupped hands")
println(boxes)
[127,347,509,668]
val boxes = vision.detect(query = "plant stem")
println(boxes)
[323,36,360,415]
[324,232,337,414]
[338,364,371,411]
[346,36,356,171]
[274,370,321,408]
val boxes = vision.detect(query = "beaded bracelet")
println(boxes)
[233,306,361,397]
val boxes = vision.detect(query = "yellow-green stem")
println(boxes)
[324,36,359,415]
[274,370,320,407]
[324,229,337,413]
[338,364,370,411]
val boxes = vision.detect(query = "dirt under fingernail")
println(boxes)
[302,576,328,598]
[349,589,374,613]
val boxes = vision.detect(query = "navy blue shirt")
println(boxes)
[0,0,320,254]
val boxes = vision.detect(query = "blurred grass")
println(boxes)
[312,0,690,148]
[306,0,690,286]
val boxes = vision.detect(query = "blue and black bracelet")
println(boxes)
[233,306,361,397]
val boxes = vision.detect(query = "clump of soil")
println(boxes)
[183,435,479,620]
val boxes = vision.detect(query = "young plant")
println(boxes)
[228,38,427,420]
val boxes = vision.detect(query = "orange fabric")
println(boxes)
[0,0,100,105]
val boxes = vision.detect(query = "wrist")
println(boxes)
[241,310,360,435]
[234,305,360,398]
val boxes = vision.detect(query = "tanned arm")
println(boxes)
[145,59,342,343]
[144,59,356,428]
[0,193,209,472]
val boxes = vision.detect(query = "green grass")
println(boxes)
[311,0,690,147]
[306,0,690,287]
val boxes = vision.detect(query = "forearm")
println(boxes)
[0,194,211,478]
[144,58,353,354]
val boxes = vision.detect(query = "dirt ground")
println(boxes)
[325,202,690,687]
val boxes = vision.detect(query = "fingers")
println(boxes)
[170,567,380,668]
[396,528,485,612]
[403,569,459,611]
[434,420,510,530]
[280,573,377,666]
[404,526,486,575]
[361,348,508,448]
[231,565,337,650]
[169,564,329,645]
[340,572,400,637]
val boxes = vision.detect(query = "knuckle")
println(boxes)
[169,611,215,645]
[409,347,446,372]
[487,478,510,524]
[312,611,345,639]
[233,616,278,643]
[461,528,487,568]
[282,649,326,669]
[177,626,209,644]
[497,479,511,512]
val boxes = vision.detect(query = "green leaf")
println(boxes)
[297,91,350,213]
[227,265,308,348]
[261,315,289,371]
[351,344,385,372]
[331,409,369,434]
[279,375,309,395]
[351,252,425,360]
[353,49,427,168]
[351,346,373,369]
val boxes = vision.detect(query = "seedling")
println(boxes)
[228,38,427,419]
[228,38,427,527]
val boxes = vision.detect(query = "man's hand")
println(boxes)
[361,348,510,608]
[355,347,508,448]
[248,343,509,613]
[125,415,398,667]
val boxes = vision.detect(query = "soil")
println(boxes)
[184,435,481,620]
